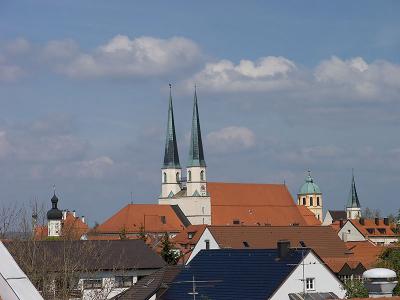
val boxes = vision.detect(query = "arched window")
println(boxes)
[302,197,306,205]
[176,172,180,182]
[163,172,167,183]
[188,170,192,182]
[317,197,320,206]
[310,197,313,206]
[200,170,205,181]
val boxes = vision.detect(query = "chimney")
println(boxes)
[384,218,389,226]
[277,240,290,259]
[359,218,365,225]
[81,216,85,224]
[339,219,344,228]
[72,210,76,218]
[363,268,398,297]
[375,217,379,225]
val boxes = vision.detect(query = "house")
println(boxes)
[161,242,346,300]
[112,266,182,300]
[345,240,387,268]
[91,204,190,240]
[5,240,166,299]
[0,241,43,300]
[323,210,347,225]
[336,218,399,245]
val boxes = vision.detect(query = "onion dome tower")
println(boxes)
[47,187,62,237]
[297,170,323,221]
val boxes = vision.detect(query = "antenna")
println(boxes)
[187,275,198,300]
[130,191,134,204]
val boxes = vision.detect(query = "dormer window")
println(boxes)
[377,228,386,234]
[366,228,375,234]
[160,216,166,224]
[188,232,194,239]
[233,219,240,225]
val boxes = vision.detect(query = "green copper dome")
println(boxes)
[298,171,321,195]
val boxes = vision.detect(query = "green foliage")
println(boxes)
[45,236,60,241]
[119,227,127,240]
[138,225,147,242]
[376,247,400,295]
[343,279,369,298]
[160,233,180,265]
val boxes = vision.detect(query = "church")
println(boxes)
[92,86,320,239]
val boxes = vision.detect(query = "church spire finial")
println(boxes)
[163,84,180,169]
[188,86,206,167]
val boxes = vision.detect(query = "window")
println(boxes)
[367,228,375,234]
[176,172,180,182]
[115,276,133,288]
[160,216,166,224]
[163,172,167,183]
[188,170,192,182]
[233,219,240,225]
[317,197,320,206]
[243,241,249,247]
[378,228,386,234]
[205,239,210,250]
[83,279,102,289]
[188,232,194,239]
[302,197,306,205]
[200,170,205,181]
[306,278,315,291]
[310,197,313,206]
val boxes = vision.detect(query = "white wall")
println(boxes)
[338,221,365,242]
[186,228,219,264]
[159,195,211,225]
[186,166,207,197]
[160,168,182,198]
[48,220,61,237]
[322,211,333,226]
[270,251,345,300]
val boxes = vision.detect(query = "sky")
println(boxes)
[0,1,399,225]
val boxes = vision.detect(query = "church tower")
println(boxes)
[346,170,361,219]
[186,87,207,197]
[47,189,62,237]
[160,85,182,198]
[297,170,323,221]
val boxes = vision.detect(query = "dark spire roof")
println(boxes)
[188,87,206,167]
[346,170,361,208]
[47,190,62,220]
[163,85,181,169]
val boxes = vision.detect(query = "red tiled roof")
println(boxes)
[345,240,386,268]
[95,204,187,234]
[297,205,322,225]
[62,212,89,239]
[172,224,207,246]
[348,219,398,237]
[207,225,350,258]
[208,182,308,226]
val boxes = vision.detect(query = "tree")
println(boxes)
[138,225,147,242]
[343,279,369,298]
[160,233,180,265]
[376,247,400,296]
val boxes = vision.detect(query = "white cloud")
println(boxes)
[0,131,12,158]
[185,56,299,92]
[55,156,115,179]
[43,39,79,59]
[3,38,31,55]
[206,126,256,153]
[59,35,202,78]
[0,64,25,82]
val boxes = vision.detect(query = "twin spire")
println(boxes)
[162,84,205,169]
[347,169,361,208]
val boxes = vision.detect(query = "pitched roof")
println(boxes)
[207,225,350,258]
[172,224,207,246]
[187,88,206,167]
[113,265,182,300]
[346,219,398,237]
[208,182,310,226]
[5,240,165,272]
[62,212,89,239]
[345,241,386,268]
[289,293,339,300]
[162,249,309,300]
[297,205,322,225]
[328,210,347,222]
[163,86,180,169]
[94,204,189,234]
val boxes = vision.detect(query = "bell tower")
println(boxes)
[160,84,182,198]
[186,87,207,197]
[297,170,323,221]
[346,170,361,219]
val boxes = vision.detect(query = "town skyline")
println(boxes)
[1,1,399,224]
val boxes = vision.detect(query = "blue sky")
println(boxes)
[0,1,399,224]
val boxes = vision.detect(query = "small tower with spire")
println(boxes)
[160,84,182,198]
[47,186,63,237]
[346,170,361,219]
[297,170,323,221]
[186,86,207,197]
